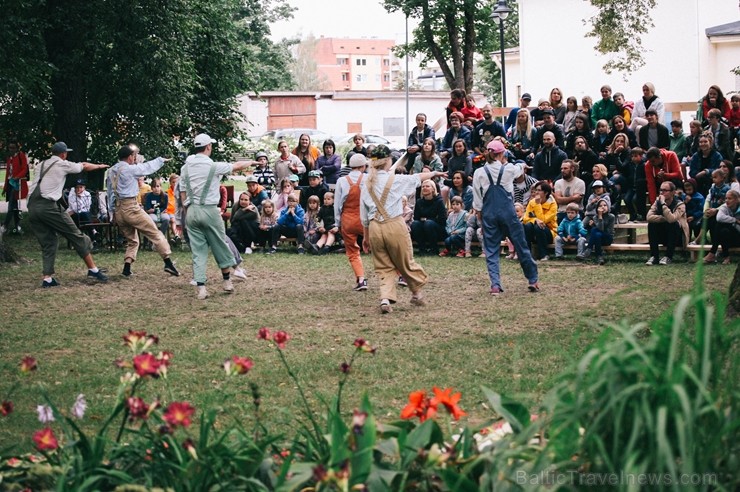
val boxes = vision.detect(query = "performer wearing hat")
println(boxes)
[360,145,446,314]
[335,153,369,291]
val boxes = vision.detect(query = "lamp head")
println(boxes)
[491,0,511,21]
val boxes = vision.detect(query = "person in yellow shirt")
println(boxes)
[522,181,558,261]
[165,173,180,241]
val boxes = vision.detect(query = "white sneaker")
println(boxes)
[659,256,671,265]
[196,286,208,300]
[244,247,253,255]
[0,225,5,235]
[233,267,247,281]
[645,256,656,266]
[189,279,197,286]
[223,279,234,293]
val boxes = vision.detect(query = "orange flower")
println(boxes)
[163,401,195,428]
[400,390,437,422]
[431,387,467,420]
[32,427,58,451]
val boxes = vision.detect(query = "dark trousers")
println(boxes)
[588,228,613,256]
[257,227,280,248]
[648,221,681,259]
[444,232,465,251]
[710,223,740,255]
[633,181,648,218]
[278,224,304,245]
[3,197,20,228]
[523,222,554,259]
[411,220,444,253]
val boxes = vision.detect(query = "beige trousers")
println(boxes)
[116,198,171,262]
[367,216,428,303]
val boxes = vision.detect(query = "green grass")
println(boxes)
[0,229,734,452]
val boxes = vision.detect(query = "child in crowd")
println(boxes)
[464,211,484,258]
[253,151,276,192]
[144,178,171,236]
[67,179,92,226]
[704,169,730,244]
[584,180,611,224]
[581,96,593,123]
[585,198,615,265]
[273,179,295,213]
[228,191,260,254]
[683,120,702,165]
[257,199,280,254]
[401,195,414,231]
[315,192,338,254]
[592,119,610,159]
[669,120,688,164]
[303,195,321,253]
[504,202,525,260]
[439,196,468,257]
[277,194,306,254]
[680,179,705,242]
[554,203,588,260]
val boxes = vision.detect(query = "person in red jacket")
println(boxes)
[2,142,29,234]
[645,147,684,204]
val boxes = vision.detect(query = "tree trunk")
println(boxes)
[728,263,740,317]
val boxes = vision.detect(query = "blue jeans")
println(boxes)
[588,229,613,256]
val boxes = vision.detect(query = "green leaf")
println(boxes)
[481,386,530,433]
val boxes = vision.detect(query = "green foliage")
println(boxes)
[0,0,296,164]
[584,0,657,77]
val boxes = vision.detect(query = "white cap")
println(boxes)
[194,133,217,148]
[349,153,368,168]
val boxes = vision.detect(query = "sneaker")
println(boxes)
[539,255,550,262]
[464,251,472,258]
[87,269,108,282]
[479,252,486,258]
[380,300,392,314]
[244,247,253,255]
[554,254,564,260]
[455,249,466,258]
[597,255,606,265]
[645,256,657,266]
[41,278,60,288]
[268,247,277,255]
[703,252,717,264]
[233,267,247,281]
[410,292,426,306]
[189,279,197,286]
[196,286,208,300]
[14,226,22,234]
[164,264,180,277]
[297,246,305,255]
[397,276,408,287]
[438,248,450,257]
[688,240,697,246]
[527,282,540,293]
[659,256,672,265]
[223,279,234,292]
[122,269,133,278]
[575,254,585,261]
[353,279,368,291]
[490,286,502,296]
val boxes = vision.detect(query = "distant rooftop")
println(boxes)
[705,20,740,37]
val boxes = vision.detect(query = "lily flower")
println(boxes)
[32,427,58,451]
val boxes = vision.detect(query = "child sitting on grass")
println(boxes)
[554,202,588,260]
[439,196,468,257]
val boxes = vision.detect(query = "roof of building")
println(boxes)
[317,37,395,55]
[705,20,740,37]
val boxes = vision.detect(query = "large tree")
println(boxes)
[0,0,295,165]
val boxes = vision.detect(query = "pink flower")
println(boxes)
[1,401,13,417]
[36,405,54,423]
[163,402,195,428]
[20,356,37,373]
[224,356,254,376]
[352,409,368,435]
[273,330,290,348]
[133,353,162,378]
[33,427,58,451]
[127,397,150,419]
[257,327,271,340]
[71,394,86,420]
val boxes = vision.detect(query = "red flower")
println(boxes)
[400,390,437,422]
[273,330,290,348]
[182,438,198,459]
[163,401,195,428]
[127,397,150,419]
[123,330,158,351]
[233,356,254,375]
[257,327,271,340]
[430,387,467,420]
[1,401,13,416]
[32,427,58,451]
[133,353,162,377]
[340,362,351,373]
[353,338,376,354]
[20,356,37,373]
[353,338,367,348]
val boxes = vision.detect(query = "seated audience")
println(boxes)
[411,179,447,255]
[522,181,557,261]
[591,85,619,129]
[144,178,172,236]
[645,182,688,266]
[533,131,568,182]
[228,191,260,254]
[585,198,615,265]
[257,199,280,254]
[645,147,683,204]
[680,179,705,242]
[253,151,276,193]
[689,132,723,196]
[553,160,585,223]
[639,109,670,150]
[315,192,338,254]
[554,202,588,260]
[703,189,740,265]
[246,176,269,210]
[439,196,468,257]
[277,194,305,254]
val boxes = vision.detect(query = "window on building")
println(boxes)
[383,74,390,82]
[341,73,349,81]
[337,57,348,65]
[355,74,367,82]
[356,58,366,66]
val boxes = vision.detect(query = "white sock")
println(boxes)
[89,267,99,273]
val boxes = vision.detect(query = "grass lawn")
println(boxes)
[0,229,734,451]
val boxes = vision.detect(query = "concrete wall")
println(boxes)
[516,0,739,109]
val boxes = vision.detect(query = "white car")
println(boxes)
[332,133,404,151]
[260,128,331,143]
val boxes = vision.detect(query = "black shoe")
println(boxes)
[353,279,368,291]
[297,246,305,255]
[41,278,60,288]
[87,270,108,282]
[164,264,180,276]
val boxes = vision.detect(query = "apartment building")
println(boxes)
[314,37,395,91]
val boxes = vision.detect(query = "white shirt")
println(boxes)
[553,177,586,212]
[180,153,233,206]
[28,156,83,202]
[360,171,420,227]
[67,190,92,214]
[472,159,526,211]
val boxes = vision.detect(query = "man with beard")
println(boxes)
[553,160,586,223]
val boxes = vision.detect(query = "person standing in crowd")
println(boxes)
[107,145,180,278]
[472,140,539,296]
[335,153,369,292]
[360,145,445,314]
[180,134,253,300]
[406,113,435,163]
[274,140,305,184]
[27,142,109,287]
[2,142,29,234]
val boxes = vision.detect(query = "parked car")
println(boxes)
[332,133,404,151]
[260,128,331,143]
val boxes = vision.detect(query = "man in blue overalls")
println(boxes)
[472,140,539,295]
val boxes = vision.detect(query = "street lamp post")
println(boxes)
[491,0,512,107]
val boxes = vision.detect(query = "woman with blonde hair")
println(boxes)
[360,145,446,314]
[510,108,535,162]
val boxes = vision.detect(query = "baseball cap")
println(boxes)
[521,93,532,101]
[486,140,506,153]
[255,151,268,160]
[308,170,322,178]
[246,175,258,183]
[541,109,555,116]
[349,153,368,168]
[75,178,86,186]
[51,142,72,154]
[592,180,604,188]
[288,174,300,182]
[370,145,392,159]
[194,133,217,148]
